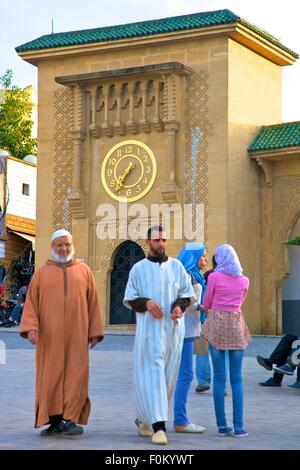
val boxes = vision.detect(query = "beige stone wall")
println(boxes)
[35,35,229,326]
[34,33,286,330]
[228,39,282,333]
[37,38,227,265]
[35,61,57,264]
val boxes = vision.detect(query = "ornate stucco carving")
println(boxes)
[101,239,149,270]
[53,88,74,230]
[274,175,300,283]
[184,70,209,242]
[56,63,190,139]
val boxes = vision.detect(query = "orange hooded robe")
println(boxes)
[20,259,104,428]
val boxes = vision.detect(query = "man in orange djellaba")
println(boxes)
[20,229,104,436]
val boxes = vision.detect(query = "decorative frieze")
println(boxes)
[56,63,190,139]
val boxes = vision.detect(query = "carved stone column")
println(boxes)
[127,82,138,134]
[67,84,87,218]
[161,121,180,202]
[114,83,126,135]
[88,84,100,138]
[275,280,284,334]
[102,83,113,137]
[161,73,182,202]
[68,130,87,218]
[139,82,150,133]
[152,80,164,132]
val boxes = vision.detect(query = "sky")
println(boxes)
[1,0,299,122]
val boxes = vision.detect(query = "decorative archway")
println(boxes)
[109,241,145,325]
[282,217,300,334]
[273,176,300,333]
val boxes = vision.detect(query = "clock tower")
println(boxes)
[16,10,298,332]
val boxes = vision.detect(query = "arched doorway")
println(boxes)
[110,241,145,324]
[282,218,300,334]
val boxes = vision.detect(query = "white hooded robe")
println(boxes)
[124,257,194,425]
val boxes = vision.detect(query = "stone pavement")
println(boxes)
[0,332,299,450]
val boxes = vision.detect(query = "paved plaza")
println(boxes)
[0,330,299,450]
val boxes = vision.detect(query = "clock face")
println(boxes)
[101,140,157,202]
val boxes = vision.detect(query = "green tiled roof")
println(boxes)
[15,9,298,58]
[248,122,300,153]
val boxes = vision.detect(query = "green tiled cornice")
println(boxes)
[15,9,298,59]
[239,19,298,58]
[248,122,300,153]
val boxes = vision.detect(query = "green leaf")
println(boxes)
[284,236,300,246]
[0,69,37,159]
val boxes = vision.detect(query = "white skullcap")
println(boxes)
[51,229,72,242]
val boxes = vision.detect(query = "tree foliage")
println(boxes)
[0,69,37,159]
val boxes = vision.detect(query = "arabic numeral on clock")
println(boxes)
[146,165,151,174]
[126,189,131,197]
[142,154,148,163]
[116,150,122,158]
[109,180,115,187]
[107,169,113,177]
[126,146,132,154]
[109,158,116,166]
[143,177,148,185]
[136,185,141,193]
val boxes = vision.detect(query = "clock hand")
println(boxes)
[116,162,135,190]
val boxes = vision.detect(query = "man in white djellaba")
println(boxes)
[124,226,194,445]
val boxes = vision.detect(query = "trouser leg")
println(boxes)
[269,334,298,365]
[152,421,166,432]
[173,339,194,427]
[209,345,227,428]
[229,350,244,430]
[49,414,63,426]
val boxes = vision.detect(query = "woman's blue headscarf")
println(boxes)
[177,242,207,301]
[214,244,243,277]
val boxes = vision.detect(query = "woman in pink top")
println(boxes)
[201,244,251,438]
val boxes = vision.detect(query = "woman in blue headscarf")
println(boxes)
[173,242,207,433]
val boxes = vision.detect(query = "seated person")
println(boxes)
[257,333,300,390]
[273,337,300,379]
[0,283,6,308]
[18,284,28,301]
[0,296,24,327]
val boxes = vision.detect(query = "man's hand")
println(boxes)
[89,336,104,349]
[146,300,163,319]
[197,304,208,313]
[171,306,183,321]
[28,330,39,345]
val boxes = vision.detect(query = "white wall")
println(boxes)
[283,218,300,301]
[6,158,36,220]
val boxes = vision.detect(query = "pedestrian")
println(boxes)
[0,296,24,327]
[20,229,104,436]
[201,244,251,437]
[123,226,194,445]
[173,242,207,434]
[204,255,217,283]
[195,251,211,393]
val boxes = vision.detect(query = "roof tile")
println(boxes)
[248,122,300,153]
[15,9,298,58]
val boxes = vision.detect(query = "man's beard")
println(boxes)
[52,248,74,264]
[150,247,165,257]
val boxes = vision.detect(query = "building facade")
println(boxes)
[16,9,299,333]
[0,156,36,295]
